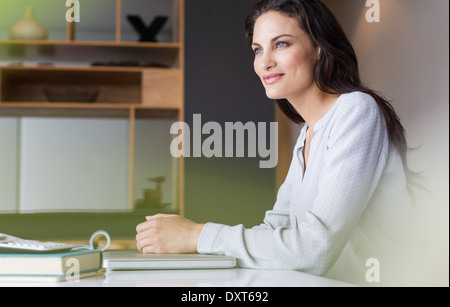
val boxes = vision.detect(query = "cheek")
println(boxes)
[253,59,261,78]
[286,52,315,80]
[284,49,307,69]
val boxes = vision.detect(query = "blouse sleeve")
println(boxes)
[197,94,390,275]
[197,149,297,254]
[251,143,301,231]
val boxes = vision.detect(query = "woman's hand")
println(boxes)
[136,214,205,254]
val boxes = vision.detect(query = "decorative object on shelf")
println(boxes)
[144,176,166,206]
[43,86,99,103]
[127,15,168,42]
[135,176,166,210]
[9,7,48,40]
[91,60,170,68]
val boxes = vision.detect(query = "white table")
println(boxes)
[1,268,354,287]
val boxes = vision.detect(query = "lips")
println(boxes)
[263,73,285,85]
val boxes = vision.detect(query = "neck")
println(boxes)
[288,87,339,130]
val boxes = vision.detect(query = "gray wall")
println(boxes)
[184,0,276,227]
[323,0,449,215]
[324,0,448,285]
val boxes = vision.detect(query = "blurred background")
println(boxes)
[0,0,448,285]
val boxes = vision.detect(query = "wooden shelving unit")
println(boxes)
[0,0,185,219]
[0,40,181,48]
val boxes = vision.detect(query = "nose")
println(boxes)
[260,51,276,71]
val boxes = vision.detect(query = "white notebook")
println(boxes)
[103,250,236,270]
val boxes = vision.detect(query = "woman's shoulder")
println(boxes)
[332,91,382,123]
[325,91,388,146]
[337,91,379,113]
[325,91,385,132]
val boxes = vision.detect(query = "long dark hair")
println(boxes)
[245,0,419,187]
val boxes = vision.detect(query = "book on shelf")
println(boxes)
[0,249,103,282]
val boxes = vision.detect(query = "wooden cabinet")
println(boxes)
[0,0,185,217]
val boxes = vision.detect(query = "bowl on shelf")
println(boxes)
[43,86,99,103]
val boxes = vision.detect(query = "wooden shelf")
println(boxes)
[0,0,185,219]
[0,104,180,119]
[0,65,179,73]
[0,66,182,108]
[0,40,181,49]
[0,102,180,109]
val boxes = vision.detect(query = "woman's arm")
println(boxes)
[135,136,299,254]
[135,158,296,254]
[198,94,390,275]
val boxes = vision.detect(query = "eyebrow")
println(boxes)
[252,34,295,47]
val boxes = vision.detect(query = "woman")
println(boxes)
[136,0,415,285]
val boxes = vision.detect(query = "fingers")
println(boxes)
[136,214,176,233]
[136,214,175,253]
[137,241,160,254]
[136,230,166,254]
[136,219,161,252]
[136,220,151,233]
[136,233,153,252]
[135,219,154,252]
[145,213,175,221]
[135,214,200,254]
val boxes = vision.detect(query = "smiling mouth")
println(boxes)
[263,73,285,85]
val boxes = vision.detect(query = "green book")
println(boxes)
[0,249,103,279]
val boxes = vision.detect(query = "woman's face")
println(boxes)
[252,11,319,101]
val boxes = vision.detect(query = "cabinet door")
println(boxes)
[0,117,19,212]
[142,69,182,108]
[19,117,129,212]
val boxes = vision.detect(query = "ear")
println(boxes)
[317,47,322,59]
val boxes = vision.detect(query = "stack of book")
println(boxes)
[0,249,104,282]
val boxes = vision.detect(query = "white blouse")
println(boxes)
[197,92,414,285]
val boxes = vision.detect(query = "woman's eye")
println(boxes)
[253,48,262,55]
[276,42,288,48]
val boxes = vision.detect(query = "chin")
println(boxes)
[264,85,288,100]
[265,90,285,100]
